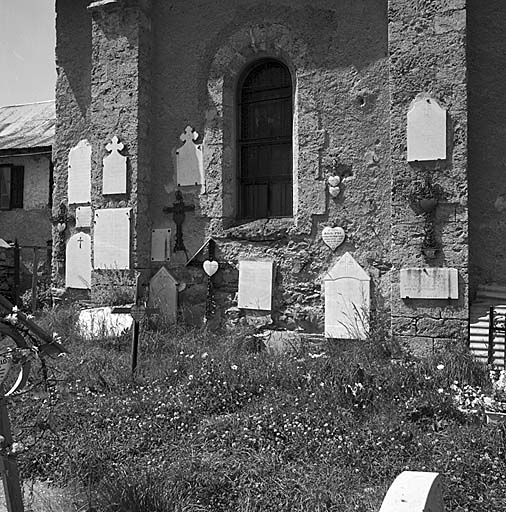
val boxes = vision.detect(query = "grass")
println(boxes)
[5,307,506,511]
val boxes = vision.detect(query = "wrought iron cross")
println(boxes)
[163,190,195,252]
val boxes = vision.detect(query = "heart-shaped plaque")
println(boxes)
[203,260,219,277]
[329,186,341,198]
[322,226,345,251]
[328,176,341,187]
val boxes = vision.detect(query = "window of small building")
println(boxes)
[0,165,24,210]
[238,59,293,220]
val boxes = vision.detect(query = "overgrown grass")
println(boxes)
[9,309,506,511]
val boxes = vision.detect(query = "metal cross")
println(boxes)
[77,236,84,249]
[163,190,195,253]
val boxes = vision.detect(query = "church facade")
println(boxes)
[52,0,503,358]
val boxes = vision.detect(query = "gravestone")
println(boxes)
[407,95,447,162]
[102,136,127,195]
[379,471,444,512]
[65,233,91,289]
[238,260,274,311]
[68,139,91,204]
[75,206,92,228]
[400,268,458,299]
[78,306,133,339]
[148,267,178,322]
[323,252,370,339]
[93,208,131,269]
[151,228,171,262]
[176,126,204,189]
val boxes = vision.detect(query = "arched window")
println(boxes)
[238,59,293,219]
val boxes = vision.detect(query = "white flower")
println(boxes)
[437,388,444,394]
[308,352,326,359]
[230,364,238,371]
[10,442,24,454]
[188,375,194,381]
[201,352,208,359]
[437,364,445,370]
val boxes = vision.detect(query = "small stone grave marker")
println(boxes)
[102,136,127,195]
[93,208,131,269]
[78,306,133,338]
[68,139,91,204]
[238,260,274,311]
[176,125,204,189]
[65,233,91,289]
[75,206,92,228]
[148,267,179,322]
[400,268,458,299]
[407,95,447,162]
[323,252,370,339]
[379,471,444,512]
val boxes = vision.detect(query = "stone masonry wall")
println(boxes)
[389,0,468,355]
[149,0,392,330]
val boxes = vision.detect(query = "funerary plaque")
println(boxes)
[68,139,91,204]
[323,252,370,340]
[400,267,458,299]
[93,208,131,269]
[407,95,447,162]
[148,267,178,322]
[176,126,204,189]
[102,136,127,195]
[65,233,92,289]
[238,260,274,311]
[75,206,92,228]
[151,228,171,262]
[322,226,345,251]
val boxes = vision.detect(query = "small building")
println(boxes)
[0,100,55,248]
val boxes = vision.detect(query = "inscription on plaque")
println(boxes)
[65,233,92,289]
[68,139,91,204]
[322,227,345,251]
[238,260,274,311]
[151,229,171,262]
[93,208,131,269]
[176,125,204,189]
[76,206,92,228]
[400,268,458,299]
[102,136,127,195]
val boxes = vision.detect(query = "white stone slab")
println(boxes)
[322,226,345,251]
[407,95,447,162]
[148,267,178,322]
[379,471,444,512]
[323,252,370,339]
[400,267,458,299]
[65,233,91,289]
[238,260,274,311]
[176,126,204,189]
[93,208,131,269]
[102,136,127,195]
[151,228,171,262]
[68,139,91,204]
[75,206,93,228]
[78,306,133,339]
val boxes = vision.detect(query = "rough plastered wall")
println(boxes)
[389,0,468,355]
[150,0,391,329]
[53,0,152,298]
[0,154,51,246]
[468,1,506,294]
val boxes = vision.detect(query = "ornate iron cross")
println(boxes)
[163,190,195,252]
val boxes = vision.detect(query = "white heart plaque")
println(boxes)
[322,227,345,251]
[203,260,219,277]
[328,176,340,187]
[329,186,341,198]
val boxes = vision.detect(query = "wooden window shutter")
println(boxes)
[10,166,24,208]
[0,167,11,209]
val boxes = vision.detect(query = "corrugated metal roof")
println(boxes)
[0,100,55,151]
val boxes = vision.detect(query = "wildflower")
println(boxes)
[437,388,444,394]
[308,352,326,359]
[437,364,445,370]
[10,442,24,454]
[231,364,238,371]
[188,375,194,381]
[201,352,209,359]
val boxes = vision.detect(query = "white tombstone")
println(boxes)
[400,268,458,299]
[148,267,178,322]
[176,126,204,189]
[102,136,127,195]
[379,471,444,512]
[151,228,171,262]
[75,206,93,228]
[238,260,274,311]
[323,252,370,339]
[65,233,91,289]
[93,208,131,269]
[68,139,92,204]
[407,95,447,162]
[78,306,133,339]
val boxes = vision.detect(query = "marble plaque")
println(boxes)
[238,260,274,311]
[76,206,92,228]
[148,267,178,322]
[322,226,345,251]
[323,252,370,339]
[65,233,92,289]
[151,229,171,262]
[407,96,447,162]
[93,208,131,269]
[68,139,91,204]
[102,136,127,195]
[379,471,444,512]
[78,307,133,339]
[400,268,458,299]
[176,126,204,189]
